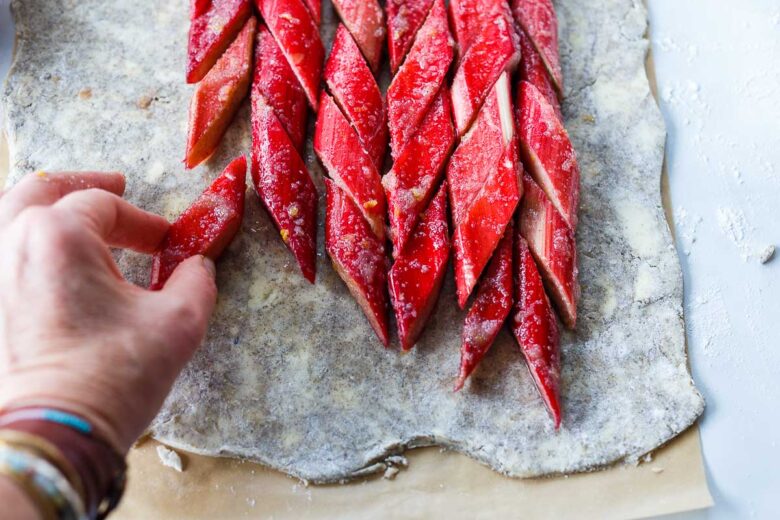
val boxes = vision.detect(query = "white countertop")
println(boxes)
[1,0,778,517]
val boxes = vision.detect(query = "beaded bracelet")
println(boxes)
[0,407,127,519]
[0,440,86,520]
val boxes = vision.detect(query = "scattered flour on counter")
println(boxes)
[716,207,755,261]
[674,207,703,256]
[156,445,184,472]
[687,287,734,359]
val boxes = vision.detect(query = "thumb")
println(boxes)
[152,255,218,357]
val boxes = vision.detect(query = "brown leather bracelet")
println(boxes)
[0,416,126,519]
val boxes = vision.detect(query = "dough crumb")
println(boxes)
[78,88,92,100]
[156,445,184,472]
[759,245,775,264]
[651,466,664,474]
[386,455,408,467]
[137,94,154,109]
[246,497,256,507]
[643,453,653,463]
[383,466,400,480]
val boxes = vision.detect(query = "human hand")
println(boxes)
[0,171,218,453]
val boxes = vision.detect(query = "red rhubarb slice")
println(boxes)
[251,95,318,283]
[314,92,386,240]
[452,144,521,308]
[518,80,580,229]
[331,0,386,72]
[386,0,453,159]
[520,175,578,328]
[383,90,454,256]
[185,16,256,169]
[324,25,387,169]
[450,9,519,136]
[325,179,390,346]
[518,28,561,120]
[150,156,246,290]
[388,183,450,350]
[254,23,308,153]
[447,72,514,227]
[511,0,563,94]
[455,221,513,390]
[256,0,324,110]
[187,0,252,84]
[512,230,561,427]
[385,0,434,74]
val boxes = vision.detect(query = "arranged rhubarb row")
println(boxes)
[151,156,247,290]
[250,0,323,283]
[385,0,455,349]
[509,0,580,425]
[449,0,520,391]
[315,6,390,345]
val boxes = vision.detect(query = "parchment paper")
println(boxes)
[113,430,712,519]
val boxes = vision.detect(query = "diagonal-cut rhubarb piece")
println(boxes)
[511,0,563,94]
[251,95,318,283]
[518,28,561,121]
[383,90,454,256]
[447,72,514,227]
[256,0,324,110]
[150,156,246,290]
[314,93,386,240]
[455,220,513,390]
[325,179,390,346]
[450,11,519,136]
[388,183,450,350]
[520,174,578,328]
[385,0,434,74]
[187,0,252,84]
[518,80,580,230]
[386,0,454,159]
[511,229,561,427]
[185,16,256,169]
[331,0,386,72]
[324,25,388,170]
[254,24,308,153]
[452,144,521,308]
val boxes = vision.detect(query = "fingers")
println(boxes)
[54,188,170,253]
[151,256,218,357]
[0,171,126,226]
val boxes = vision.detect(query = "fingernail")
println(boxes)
[202,256,216,278]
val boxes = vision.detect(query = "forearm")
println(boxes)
[0,476,40,520]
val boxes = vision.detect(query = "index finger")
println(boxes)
[54,188,170,253]
[0,171,126,226]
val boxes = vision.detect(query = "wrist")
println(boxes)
[0,366,140,454]
[0,407,127,519]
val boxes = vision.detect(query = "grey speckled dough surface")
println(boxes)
[4,0,703,482]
